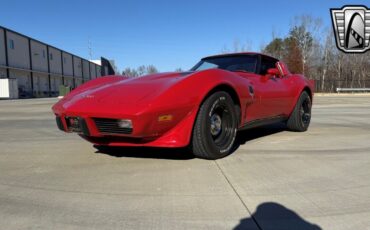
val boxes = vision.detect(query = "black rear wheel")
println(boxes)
[287,91,312,132]
[192,91,238,159]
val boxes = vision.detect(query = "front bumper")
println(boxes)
[55,114,139,138]
[53,103,198,148]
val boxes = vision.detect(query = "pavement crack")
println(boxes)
[214,160,263,230]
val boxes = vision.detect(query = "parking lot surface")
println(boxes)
[0,95,370,230]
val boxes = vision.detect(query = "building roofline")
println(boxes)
[0,25,98,65]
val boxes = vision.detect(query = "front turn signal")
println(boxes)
[158,114,173,122]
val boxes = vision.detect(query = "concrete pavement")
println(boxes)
[0,95,370,230]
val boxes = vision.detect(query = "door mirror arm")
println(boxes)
[266,68,281,78]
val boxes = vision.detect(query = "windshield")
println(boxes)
[191,55,258,73]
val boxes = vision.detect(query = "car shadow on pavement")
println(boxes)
[95,123,287,160]
[234,202,322,230]
[235,122,287,146]
[95,146,195,160]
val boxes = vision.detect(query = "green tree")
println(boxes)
[282,37,303,74]
[289,25,313,75]
[263,38,285,60]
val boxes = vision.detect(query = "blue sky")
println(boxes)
[0,0,368,72]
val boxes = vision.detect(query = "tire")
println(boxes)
[192,91,239,159]
[287,91,312,132]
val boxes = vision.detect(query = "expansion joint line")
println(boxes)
[214,160,263,230]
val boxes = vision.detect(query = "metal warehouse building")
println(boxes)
[0,26,115,98]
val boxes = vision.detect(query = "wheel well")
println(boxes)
[203,84,241,122]
[302,87,312,100]
[206,84,240,106]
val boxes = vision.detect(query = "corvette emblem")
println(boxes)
[330,5,370,53]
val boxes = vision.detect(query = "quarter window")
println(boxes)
[260,57,277,75]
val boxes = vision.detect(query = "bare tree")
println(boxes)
[146,65,158,74]
[122,65,159,77]
[221,39,254,53]
[137,65,146,76]
[122,68,139,77]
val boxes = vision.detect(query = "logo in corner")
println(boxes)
[331,5,370,53]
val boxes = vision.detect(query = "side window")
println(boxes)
[224,56,257,73]
[260,57,277,75]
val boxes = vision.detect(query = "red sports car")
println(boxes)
[52,52,313,159]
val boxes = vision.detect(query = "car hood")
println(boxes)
[61,72,194,111]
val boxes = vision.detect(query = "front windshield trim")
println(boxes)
[201,53,258,61]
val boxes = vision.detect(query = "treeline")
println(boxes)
[264,16,370,92]
[122,65,184,77]
[120,15,369,92]
[228,15,370,92]
[122,65,159,77]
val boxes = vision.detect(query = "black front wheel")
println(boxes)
[192,91,239,159]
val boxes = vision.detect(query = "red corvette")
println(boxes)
[52,52,313,159]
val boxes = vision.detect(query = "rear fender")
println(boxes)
[288,76,314,115]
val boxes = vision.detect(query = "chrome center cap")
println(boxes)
[210,114,222,136]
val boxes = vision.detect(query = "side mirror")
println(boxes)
[266,68,280,77]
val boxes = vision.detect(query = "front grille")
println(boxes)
[94,118,133,135]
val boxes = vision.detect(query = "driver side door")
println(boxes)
[250,55,290,119]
